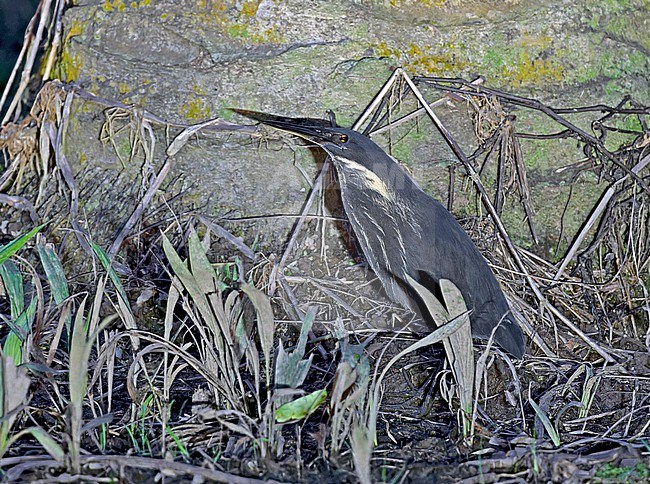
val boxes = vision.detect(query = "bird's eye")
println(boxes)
[339,134,348,143]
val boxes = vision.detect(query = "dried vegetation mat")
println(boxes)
[0,8,650,482]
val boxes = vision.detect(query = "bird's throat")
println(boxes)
[333,155,394,201]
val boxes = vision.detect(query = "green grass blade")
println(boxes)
[37,244,69,304]
[37,243,71,340]
[0,356,31,458]
[162,233,222,340]
[529,397,561,446]
[274,307,316,389]
[0,224,45,266]
[27,427,65,462]
[91,243,138,348]
[406,275,475,437]
[275,388,327,423]
[2,298,37,364]
[239,282,275,387]
[91,243,128,306]
[0,260,24,319]
[187,230,217,295]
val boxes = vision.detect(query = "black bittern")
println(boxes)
[234,109,526,358]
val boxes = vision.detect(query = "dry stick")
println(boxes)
[308,279,365,319]
[553,152,650,281]
[352,68,403,131]
[268,159,332,359]
[108,117,228,257]
[0,454,278,484]
[108,155,173,258]
[1,0,53,125]
[0,12,35,116]
[42,0,65,82]
[278,161,327,270]
[197,214,255,260]
[32,84,255,261]
[364,78,485,136]
[399,70,615,362]
[59,82,256,134]
[268,163,328,298]
[512,128,539,244]
[44,89,94,255]
[268,160,328,295]
[418,77,650,194]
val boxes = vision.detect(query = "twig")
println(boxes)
[1,0,53,125]
[108,155,174,258]
[43,89,93,254]
[41,0,66,82]
[364,77,484,136]
[196,214,255,260]
[60,82,255,134]
[414,77,650,194]
[553,152,650,281]
[0,454,279,483]
[275,161,326,257]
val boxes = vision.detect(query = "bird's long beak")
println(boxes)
[230,109,335,142]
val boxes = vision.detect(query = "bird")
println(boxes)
[233,109,526,359]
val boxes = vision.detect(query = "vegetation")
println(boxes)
[0,1,649,482]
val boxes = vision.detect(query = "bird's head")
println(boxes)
[231,109,389,172]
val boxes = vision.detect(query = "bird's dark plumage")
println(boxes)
[234,109,526,358]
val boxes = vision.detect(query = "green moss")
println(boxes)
[180,97,211,122]
[226,23,250,39]
[588,13,601,30]
[373,40,466,76]
[103,0,150,11]
[572,64,599,84]
[391,142,412,164]
[507,50,564,86]
[55,48,83,82]
[217,106,235,121]
[192,84,207,96]
[601,115,643,151]
[601,50,645,79]
[116,137,133,161]
[193,0,284,45]
[50,19,86,82]
[118,82,130,95]
[66,19,84,39]
[374,32,566,88]
[388,0,448,7]
[616,115,642,132]
[388,127,429,165]
[483,48,505,72]
[605,15,630,38]
[352,24,369,40]
[519,140,546,172]
[585,0,631,15]
[573,0,649,92]
[481,33,565,87]
[595,462,649,481]
[239,0,260,18]
[498,203,536,251]
[102,0,125,12]
[217,95,257,121]
[334,114,355,129]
